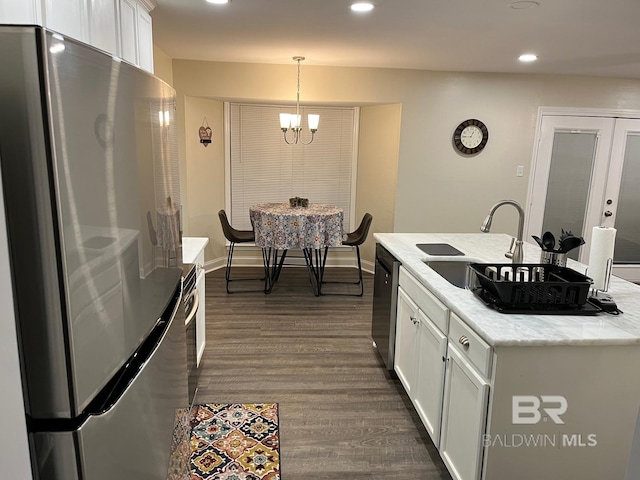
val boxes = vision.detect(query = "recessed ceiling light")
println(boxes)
[351,2,375,13]
[519,53,538,63]
[508,1,539,9]
[206,0,229,4]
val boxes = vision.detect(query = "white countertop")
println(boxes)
[182,237,209,265]
[374,232,640,347]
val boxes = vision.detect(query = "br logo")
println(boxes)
[512,395,568,425]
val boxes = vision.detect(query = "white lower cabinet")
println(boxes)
[394,287,419,395]
[183,237,209,367]
[414,309,447,446]
[440,344,490,480]
[395,266,490,480]
[391,263,640,479]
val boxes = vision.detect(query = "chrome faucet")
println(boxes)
[480,200,525,264]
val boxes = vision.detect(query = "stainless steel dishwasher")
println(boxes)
[371,243,401,370]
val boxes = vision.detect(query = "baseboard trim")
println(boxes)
[204,255,374,275]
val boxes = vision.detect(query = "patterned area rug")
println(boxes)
[190,403,281,480]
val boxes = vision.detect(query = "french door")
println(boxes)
[526,114,640,281]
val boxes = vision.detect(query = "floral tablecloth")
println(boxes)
[250,203,344,250]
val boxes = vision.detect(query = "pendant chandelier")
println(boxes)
[280,56,319,145]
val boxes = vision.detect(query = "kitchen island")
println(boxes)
[374,232,640,480]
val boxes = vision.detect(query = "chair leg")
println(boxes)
[225,243,235,293]
[224,242,264,294]
[320,245,365,296]
[355,245,364,296]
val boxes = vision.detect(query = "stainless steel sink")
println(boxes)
[424,259,474,289]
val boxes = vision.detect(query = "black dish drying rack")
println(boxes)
[468,263,601,314]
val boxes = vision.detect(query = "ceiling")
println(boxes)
[151,0,640,79]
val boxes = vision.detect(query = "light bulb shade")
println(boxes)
[308,114,319,131]
[290,114,301,129]
[280,113,291,129]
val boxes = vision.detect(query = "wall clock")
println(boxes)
[452,119,488,155]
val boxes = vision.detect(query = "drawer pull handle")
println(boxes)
[410,316,419,325]
[459,335,470,348]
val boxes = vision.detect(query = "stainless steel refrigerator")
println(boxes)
[0,26,189,479]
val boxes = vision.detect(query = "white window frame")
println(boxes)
[224,102,359,235]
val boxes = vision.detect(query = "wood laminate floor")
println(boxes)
[198,266,452,480]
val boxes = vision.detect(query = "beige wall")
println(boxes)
[153,45,174,85]
[171,59,640,265]
[183,96,225,262]
[357,104,402,264]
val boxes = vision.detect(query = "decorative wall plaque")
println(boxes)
[199,117,212,147]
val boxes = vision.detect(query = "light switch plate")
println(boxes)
[516,165,525,177]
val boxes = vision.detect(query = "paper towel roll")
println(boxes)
[588,226,616,290]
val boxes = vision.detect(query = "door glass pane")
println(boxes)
[614,134,640,263]
[541,132,597,260]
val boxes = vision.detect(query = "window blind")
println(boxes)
[229,103,356,231]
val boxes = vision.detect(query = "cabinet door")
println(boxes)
[136,2,153,72]
[0,0,42,24]
[44,0,87,42]
[88,0,118,54]
[394,287,419,395]
[440,345,490,480]
[414,310,447,447]
[119,0,137,64]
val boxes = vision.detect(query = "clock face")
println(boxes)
[453,119,488,155]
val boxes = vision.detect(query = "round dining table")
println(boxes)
[249,203,344,295]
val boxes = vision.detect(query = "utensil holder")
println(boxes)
[541,251,567,267]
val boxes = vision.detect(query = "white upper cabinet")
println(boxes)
[43,0,87,42]
[0,0,42,24]
[118,0,138,65]
[135,2,153,72]
[0,0,154,73]
[118,0,154,72]
[88,0,118,54]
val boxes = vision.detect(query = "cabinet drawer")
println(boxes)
[449,312,492,378]
[399,267,449,333]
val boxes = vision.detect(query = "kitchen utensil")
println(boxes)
[531,235,545,250]
[542,231,556,251]
[559,235,585,253]
[541,251,567,267]
[559,229,574,242]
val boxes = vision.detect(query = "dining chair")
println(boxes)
[321,212,373,296]
[218,209,263,293]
